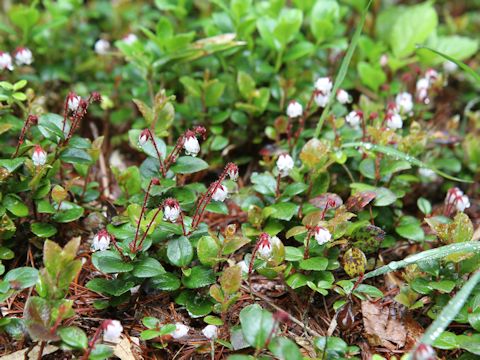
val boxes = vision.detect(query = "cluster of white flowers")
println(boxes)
[0,47,34,71]
[445,187,471,212]
[416,69,439,105]
[314,77,333,107]
[94,33,138,55]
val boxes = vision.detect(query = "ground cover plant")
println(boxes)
[0,0,480,359]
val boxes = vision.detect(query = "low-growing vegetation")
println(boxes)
[0,1,479,359]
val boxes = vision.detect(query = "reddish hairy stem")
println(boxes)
[132,178,156,250]
[146,129,166,176]
[134,207,162,253]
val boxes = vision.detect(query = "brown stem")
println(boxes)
[132,179,157,251]
[303,232,313,259]
[275,173,281,199]
[134,207,162,253]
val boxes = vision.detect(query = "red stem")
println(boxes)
[132,178,156,250]
[134,207,162,253]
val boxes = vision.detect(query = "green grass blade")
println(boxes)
[406,270,480,359]
[416,45,480,84]
[363,242,480,280]
[341,142,472,183]
[314,0,372,138]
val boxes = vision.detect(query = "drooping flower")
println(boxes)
[412,344,436,360]
[314,92,329,107]
[0,52,13,71]
[227,163,239,181]
[276,153,294,177]
[32,145,47,166]
[314,77,333,94]
[345,110,362,128]
[286,100,303,118]
[416,77,430,104]
[314,226,332,245]
[445,187,470,212]
[103,320,123,343]
[379,54,388,67]
[257,233,273,260]
[395,92,413,113]
[336,89,351,104]
[418,168,437,181]
[172,323,189,339]
[202,325,218,339]
[443,61,457,73]
[14,47,33,66]
[138,129,150,147]
[385,110,403,130]
[425,69,439,82]
[183,130,201,157]
[122,33,138,45]
[67,93,81,112]
[94,39,110,55]
[163,198,181,222]
[212,183,228,202]
[92,229,112,251]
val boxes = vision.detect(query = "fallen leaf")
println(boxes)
[361,300,407,350]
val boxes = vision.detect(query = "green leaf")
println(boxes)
[220,265,242,295]
[167,236,193,267]
[263,202,298,221]
[186,293,213,317]
[0,158,25,172]
[357,62,386,92]
[171,156,209,174]
[182,266,215,289]
[299,257,328,271]
[268,337,303,360]
[417,197,432,215]
[396,216,424,241]
[239,304,275,349]
[31,223,57,238]
[60,148,93,165]
[0,247,14,260]
[38,113,69,141]
[52,201,84,223]
[314,0,373,136]
[390,2,438,58]
[89,344,113,360]
[310,0,340,43]
[4,267,38,290]
[237,71,256,99]
[342,142,471,183]
[3,194,29,217]
[197,236,220,266]
[148,273,181,291]
[411,271,480,355]
[133,257,166,278]
[58,326,88,349]
[86,278,134,297]
[92,251,134,273]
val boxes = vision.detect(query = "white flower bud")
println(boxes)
[314,77,333,94]
[103,320,123,343]
[14,48,33,66]
[0,52,14,71]
[345,111,361,128]
[32,145,47,166]
[183,135,200,157]
[385,111,403,130]
[336,89,351,104]
[395,92,413,113]
[94,39,110,55]
[202,325,218,339]
[122,34,138,45]
[314,227,332,245]
[67,94,81,112]
[276,154,294,177]
[286,100,303,118]
[314,92,329,108]
[172,323,189,339]
[443,61,457,73]
[163,199,181,222]
[92,230,111,251]
[212,184,228,202]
